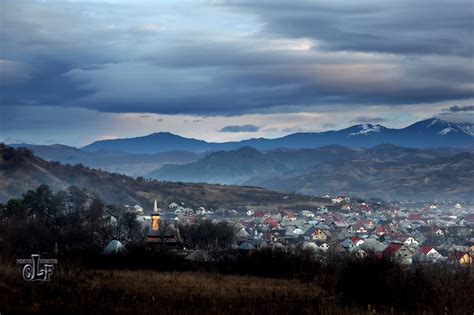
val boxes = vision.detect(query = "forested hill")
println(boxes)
[150,145,474,201]
[0,144,323,210]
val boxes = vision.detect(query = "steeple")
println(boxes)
[150,197,160,231]
[146,196,182,247]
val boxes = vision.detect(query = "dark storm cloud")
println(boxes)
[445,105,474,112]
[226,0,474,57]
[219,125,260,132]
[1,0,473,116]
[351,116,386,124]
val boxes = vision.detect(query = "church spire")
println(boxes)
[150,197,160,231]
[154,197,158,213]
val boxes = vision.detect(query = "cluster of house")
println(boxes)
[237,200,474,265]
[121,197,474,265]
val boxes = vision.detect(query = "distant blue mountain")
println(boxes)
[82,132,211,154]
[82,118,474,154]
[147,144,474,201]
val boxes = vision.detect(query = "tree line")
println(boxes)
[0,184,237,255]
[0,184,144,255]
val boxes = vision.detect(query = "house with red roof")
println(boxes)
[414,246,443,263]
[349,220,374,234]
[341,204,351,211]
[408,213,424,221]
[351,237,365,247]
[372,225,386,236]
[280,210,296,221]
[264,217,279,228]
[253,210,268,218]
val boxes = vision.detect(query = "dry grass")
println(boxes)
[0,259,371,315]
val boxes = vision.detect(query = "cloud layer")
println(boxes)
[1,0,472,116]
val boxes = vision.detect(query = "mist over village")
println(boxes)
[0,0,473,314]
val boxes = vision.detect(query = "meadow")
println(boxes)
[0,262,360,314]
[1,251,472,314]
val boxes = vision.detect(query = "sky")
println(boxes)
[1,0,473,146]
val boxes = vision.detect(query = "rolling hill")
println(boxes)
[0,144,324,210]
[152,147,289,185]
[148,144,474,201]
[9,143,198,177]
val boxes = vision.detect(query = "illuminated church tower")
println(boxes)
[146,197,182,246]
[151,198,160,230]
[146,197,161,243]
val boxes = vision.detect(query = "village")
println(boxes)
[116,195,474,266]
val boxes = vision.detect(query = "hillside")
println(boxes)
[81,118,474,153]
[9,143,198,177]
[152,147,289,185]
[251,152,474,201]
[149,144,474,201]
[0,144,323,210]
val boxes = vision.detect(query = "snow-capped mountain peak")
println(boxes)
[349,124,385,136]
[432,119,474,137]
[427,118,442,128]
[407,118,474,137]
[457,123,474,136]
[437,127,458,135]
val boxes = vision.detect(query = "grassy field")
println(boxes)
[0,262,370,314]
[1,251,472,314]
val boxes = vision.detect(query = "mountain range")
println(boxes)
[149,145,474,201]
[6,118,474,201]
[82,118,474,154]
[0,144,322,209]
